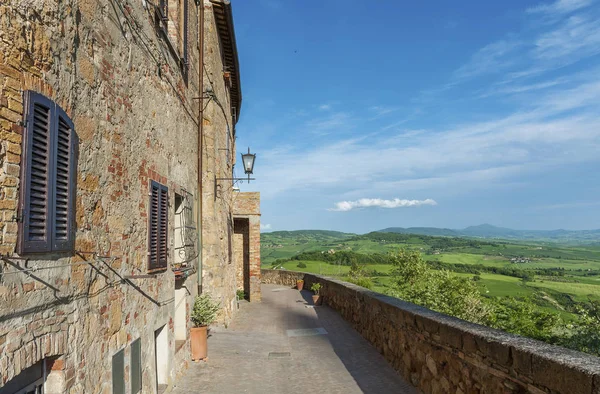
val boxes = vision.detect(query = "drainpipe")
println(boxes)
[197,0,204,295]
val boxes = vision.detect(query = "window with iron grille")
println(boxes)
[18,91,78,254]
[149,180,169,272]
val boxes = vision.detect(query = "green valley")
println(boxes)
[262,230,600,355]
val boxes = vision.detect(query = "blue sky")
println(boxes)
[232,0,600,233]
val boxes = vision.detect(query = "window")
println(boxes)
[228,215,233,264]
[130,338,142,394]
[148,180,169,272]
[180,0,189,74]
[173,191,196,264]
[18,91,78,254]
[155,0,189,80]
[112,349,125,394]
[3,360,45,394]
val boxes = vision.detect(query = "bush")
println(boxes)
[297,262,307,268]
[346,276,373,289]
[191,293,220,327]
[236,290,246,300]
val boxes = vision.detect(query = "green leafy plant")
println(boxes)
[297,262,307,268]
[236,290,246,300]
[311,282,321,295]
[191,293,220,327]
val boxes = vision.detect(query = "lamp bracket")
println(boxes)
[214,175,255,199]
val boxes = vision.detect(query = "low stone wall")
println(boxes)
[262,269,600,394]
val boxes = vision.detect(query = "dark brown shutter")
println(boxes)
[149,181,160,271]
[52,107,77,251]
[149,181,168,271]
[159,185,168,268]
[18,92,53,253]
[18,91,78,254]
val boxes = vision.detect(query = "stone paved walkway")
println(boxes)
[171,284,416,394]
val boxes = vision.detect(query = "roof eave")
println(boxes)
[210,0,242,124]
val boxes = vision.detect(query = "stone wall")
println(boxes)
[233,192,261,302]
[199,0,239,324]
[262,269,600,394]
[0,0,239,392]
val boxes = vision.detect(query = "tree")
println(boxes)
[388,249,491,324]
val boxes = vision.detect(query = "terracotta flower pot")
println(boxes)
[312,295,323,306]
[296,280,304,291]
[190,326,208,361]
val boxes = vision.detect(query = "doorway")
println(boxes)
[154,325,169,394]
[174,283,188,352]
[233,218,250,299]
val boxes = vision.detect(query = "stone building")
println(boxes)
[233,192,261,302]
[0,0,249,393]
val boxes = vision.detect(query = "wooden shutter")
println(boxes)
[159,186,168,268]
[149,181,168,271]
[18,91,78,254]
[52,107,77,251]
[149,182,160,270]
[18,92,53,253]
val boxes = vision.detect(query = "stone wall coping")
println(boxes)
[261,269,600,388]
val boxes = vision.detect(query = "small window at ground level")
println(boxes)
[131,338,142,394]
[2,360,45,394]
[112,349,125,394]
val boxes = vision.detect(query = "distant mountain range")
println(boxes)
[378,224,600,244]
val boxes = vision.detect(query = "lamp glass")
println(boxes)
[241,149,256,175]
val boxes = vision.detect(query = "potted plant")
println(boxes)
[296,279,304,291]
[311,283,323,306]
[190,293,220,361]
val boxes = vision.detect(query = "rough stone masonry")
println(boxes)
[0,0,245,393]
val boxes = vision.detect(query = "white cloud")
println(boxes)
[527,0,592,15]
[260,223,272,231]
[533,14,600,62]
[454,40,522,80]
[369,106,400,118]
[256,77,600,199]
[330,198,437,212]
[306,112,352,135]
[318,104,331,111]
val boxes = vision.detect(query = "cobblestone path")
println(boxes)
[171,284,416,394]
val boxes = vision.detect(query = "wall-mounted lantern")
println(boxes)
[214,147,257,198]
[241,148,256,181]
